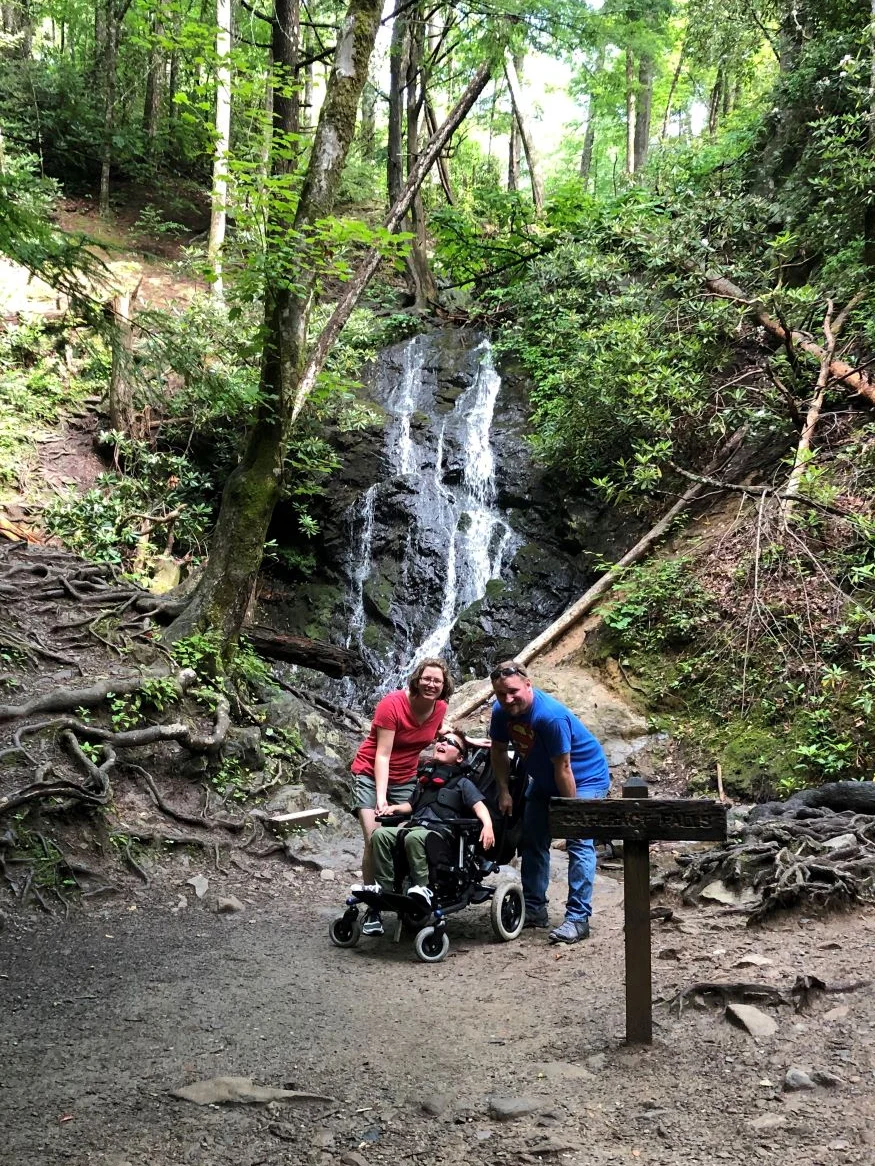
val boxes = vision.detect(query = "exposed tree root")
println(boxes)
[668,806,875,922]
[0,668,197,723]
[664,973,872,1016]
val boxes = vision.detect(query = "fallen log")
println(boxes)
[702,271,875,403]
[246,628,364,678]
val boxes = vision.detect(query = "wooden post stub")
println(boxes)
[622,776,652,1045]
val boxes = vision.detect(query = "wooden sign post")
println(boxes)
[550,779,727,1045]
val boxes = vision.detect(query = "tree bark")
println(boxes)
[404,6,437,308]
[387,5,408,205]
[451,428,750,721]
[503,49,543,211]
[142,9,165,152]
[207,0,232,299]
[166,0,388,650]
[508,112,520,191]
[108,290,136,435]
[98,0,130,216]
[360,75,376,159]
[272,0,300,173]
[625,47,636,176]
[424,98,454,204]
[634,54,653,172]
[246,629,363,676]
[660,41,685,140]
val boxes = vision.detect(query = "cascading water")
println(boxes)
[344,332,518,693]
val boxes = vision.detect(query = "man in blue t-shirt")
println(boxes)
[489,660,610,945]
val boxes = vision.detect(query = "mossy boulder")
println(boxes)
[718,724,810,799]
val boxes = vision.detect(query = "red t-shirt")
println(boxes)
[351,689,447,785]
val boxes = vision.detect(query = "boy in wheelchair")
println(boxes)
[352,731,494,935]
[330,732,525,961]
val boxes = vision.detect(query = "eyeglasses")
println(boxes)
[489,665,528,681]
[436,735,463,750]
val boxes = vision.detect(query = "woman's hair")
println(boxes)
[408,657,454,701]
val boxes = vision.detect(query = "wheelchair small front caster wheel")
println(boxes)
[413,924,450,963]
[329,911,362,948]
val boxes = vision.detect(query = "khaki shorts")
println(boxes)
[352,773,418,812]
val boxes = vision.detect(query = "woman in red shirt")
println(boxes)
[351,657,452,932]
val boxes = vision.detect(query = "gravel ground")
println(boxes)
[2,852,875,1166]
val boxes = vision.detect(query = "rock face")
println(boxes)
[258,326,646,702]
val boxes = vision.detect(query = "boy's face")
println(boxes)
[433,733,464,763]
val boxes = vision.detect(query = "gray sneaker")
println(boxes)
[549,918,590,944]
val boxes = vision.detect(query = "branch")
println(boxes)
[0,669,197,723]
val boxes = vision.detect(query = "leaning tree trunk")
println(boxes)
[207,0,232,299]
[503,49,543,211]
[165,55,494,652]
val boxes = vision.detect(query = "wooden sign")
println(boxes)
[550,797,727,843]
[550,780,727,1045]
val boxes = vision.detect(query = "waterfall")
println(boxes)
[343,331,517,691]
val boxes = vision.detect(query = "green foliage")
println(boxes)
[600,557,717,655]
[105,676,179,732]
[44,434,214,569]
[0,321,103,496]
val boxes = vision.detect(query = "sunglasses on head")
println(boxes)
[436,734,463,750]
[489,665,528,681]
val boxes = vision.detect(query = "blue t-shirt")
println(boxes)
[490,688,610,797]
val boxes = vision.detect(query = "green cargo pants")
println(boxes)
[371,825,431,888]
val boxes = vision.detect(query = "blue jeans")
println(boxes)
[521,783,608,924]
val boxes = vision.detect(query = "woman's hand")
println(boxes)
[479,821,495,851]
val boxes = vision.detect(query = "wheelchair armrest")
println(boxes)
[439,817,482,831]
[375,811,412,824]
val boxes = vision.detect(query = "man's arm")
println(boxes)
[490,742,513,815]
[551,753,577,799]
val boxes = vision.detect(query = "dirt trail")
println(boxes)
[2,854,874,1166]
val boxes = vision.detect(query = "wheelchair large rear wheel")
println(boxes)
[414,925,450,963]
[490,879,525,940]
[329,913,362,948]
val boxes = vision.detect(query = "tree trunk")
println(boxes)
[708,68,723,136]
[579,113,595,187]
[424,98,453,203]
[625,47,636,176]
[272,0,300,172]
[108,290,136,435]
[167,58,493,651]
[207,0,232,299]
[508,112,520,191]
[387,6,408,205]
[246,629,363,676]
[866,0,875,269]
[503,49,543,211]
[634,54,653,172]
[660,41,685,139]
[166,0,388,650]
[142,10,165,152]
[404,7,437,307]
[98,0,124,217]
[360,76,376,158]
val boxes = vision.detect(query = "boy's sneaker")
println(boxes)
[350,882,381,894]
[406,885,433,911]
[548,918,590,944]
[361,910,384,936]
